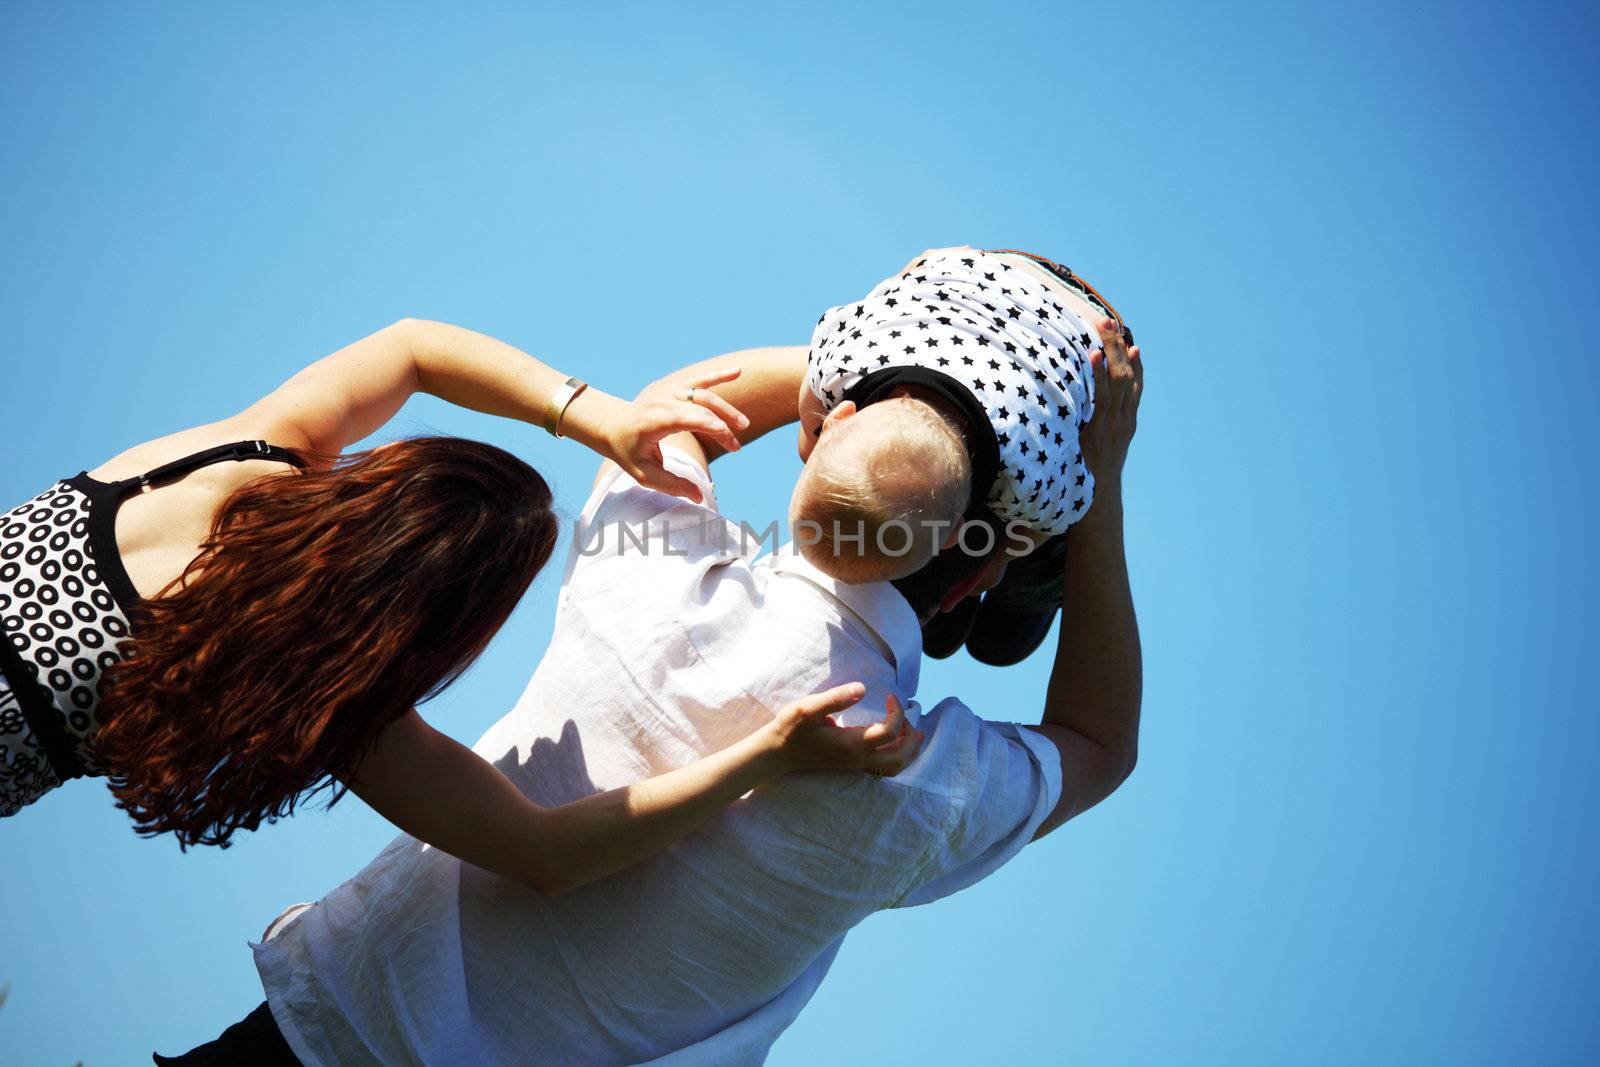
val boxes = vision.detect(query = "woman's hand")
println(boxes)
[579,368,753,502]
[1081,318,1143,488]
[760,683,924,777]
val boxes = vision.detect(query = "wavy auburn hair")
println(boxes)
[94,436,558,848]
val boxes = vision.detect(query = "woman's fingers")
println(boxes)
[634,456,706,503]
[789,682,868,724]
[689,388,751,436]
[650,400,743,453]
[630,442,707,504]
[683,403,744,453]
[777,687,925,776]
[687,366,743,390]
[872,718,917,753]
[860,693,904,745]
[862,725,924,775]
[668,371,748,428]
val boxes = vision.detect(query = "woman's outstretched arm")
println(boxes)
[243,318,750,501]
[346,685,919,896]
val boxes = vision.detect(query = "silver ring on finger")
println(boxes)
[685,387,697,404]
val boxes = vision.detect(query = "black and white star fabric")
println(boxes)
[807,247,1100,536]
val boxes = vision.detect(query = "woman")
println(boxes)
[0,317,917,894]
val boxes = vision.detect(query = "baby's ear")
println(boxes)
[801,400,856,462]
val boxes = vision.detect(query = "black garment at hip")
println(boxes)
[152,1002,300,1066]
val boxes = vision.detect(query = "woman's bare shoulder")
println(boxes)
[87,413,317,483]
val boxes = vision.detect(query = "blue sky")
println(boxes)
[2,2,1596,1063]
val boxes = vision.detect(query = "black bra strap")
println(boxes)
[119,440,306,496]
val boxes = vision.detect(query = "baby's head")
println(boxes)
[790,395,971,583]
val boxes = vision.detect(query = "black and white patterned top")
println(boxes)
[807,247,1100,536]
[0,479,132,812]
[0,441,303,818]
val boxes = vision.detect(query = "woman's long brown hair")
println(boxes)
[94,436,558,848]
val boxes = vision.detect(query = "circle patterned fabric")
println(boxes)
[0,479,132,815]
[0,670,58,816]
[807,247,1100,536]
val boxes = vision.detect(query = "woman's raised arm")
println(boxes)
[243,318,750,501]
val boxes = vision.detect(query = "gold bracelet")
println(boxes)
[544,376,589,438]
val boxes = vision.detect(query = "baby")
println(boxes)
[790,392,973,582]
[789,245,1134,661]
[791,246,1113,574]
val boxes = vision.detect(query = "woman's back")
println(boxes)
[0,418,306,814]
[87,415,307,600]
